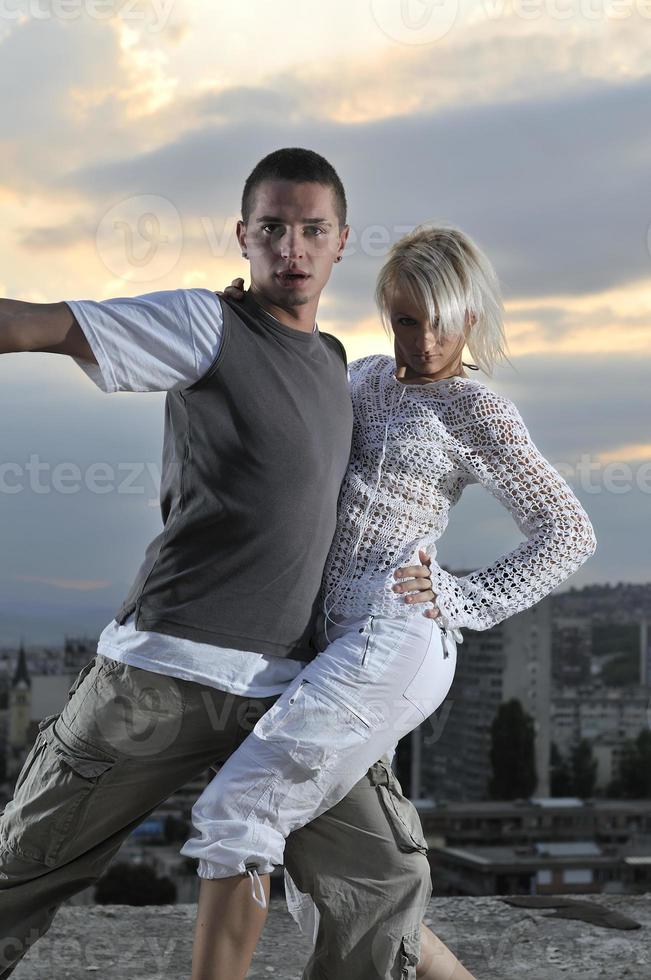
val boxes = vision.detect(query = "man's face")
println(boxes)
[237,179,348,311]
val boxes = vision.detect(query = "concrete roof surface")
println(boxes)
[9,893,650,979]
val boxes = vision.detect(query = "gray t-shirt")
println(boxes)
[67,288,352,694]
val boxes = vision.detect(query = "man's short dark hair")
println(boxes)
[241,148,347,228]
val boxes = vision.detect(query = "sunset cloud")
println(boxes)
[596,443,651,464]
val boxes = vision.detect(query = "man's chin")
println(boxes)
[272,287,313,308]
[253,278,319,311]
[284,293,312,307]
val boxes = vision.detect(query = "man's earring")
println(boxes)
[242,251,248,259]
[335,256,342,263]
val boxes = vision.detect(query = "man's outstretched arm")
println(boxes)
[0,298,96,361]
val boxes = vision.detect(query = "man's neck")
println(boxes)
[249,285,318,335]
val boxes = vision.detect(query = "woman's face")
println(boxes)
[386,286,470,382]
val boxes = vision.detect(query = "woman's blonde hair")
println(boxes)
[374,222,512,377]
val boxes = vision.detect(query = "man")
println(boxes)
[0,148,433,979]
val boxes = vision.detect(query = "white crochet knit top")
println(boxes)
[320,354,597,641]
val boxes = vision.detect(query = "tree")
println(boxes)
[488,699,537,799]
[163,814,190,843]
[550,741,572,796]
[608,730,651,798]
[94,861,177,905]
[570,739,597,798]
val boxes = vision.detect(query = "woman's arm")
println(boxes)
[428,389,597,633]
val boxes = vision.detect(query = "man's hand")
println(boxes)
[392,548,441,619]
[216,278,246,301]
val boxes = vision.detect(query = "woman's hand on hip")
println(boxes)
[392,548,441,619]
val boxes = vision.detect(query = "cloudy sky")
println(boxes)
[0,1,648,643]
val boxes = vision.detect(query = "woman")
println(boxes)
[180,223,597,979]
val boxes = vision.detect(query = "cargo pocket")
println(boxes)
[370,761,428,854]
[253,677,374,775]
[401,647,433,722]
[359,615,375,667]
[358,615,412,678]
[0,717,117,873]
[399,928,421,979]
[65,657,99,700]
[61,654,124,734]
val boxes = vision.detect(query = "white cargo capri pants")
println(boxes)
[180,612,458,905]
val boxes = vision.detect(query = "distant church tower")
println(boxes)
[7,642,32,780]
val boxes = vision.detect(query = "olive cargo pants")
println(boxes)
[0,654,432,978]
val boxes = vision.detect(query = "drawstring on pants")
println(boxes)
[245,866,267,909]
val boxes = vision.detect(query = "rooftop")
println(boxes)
[9,893,650,979]
[414,797,651,814]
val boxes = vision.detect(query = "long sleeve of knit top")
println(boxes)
[320,355,597,639]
